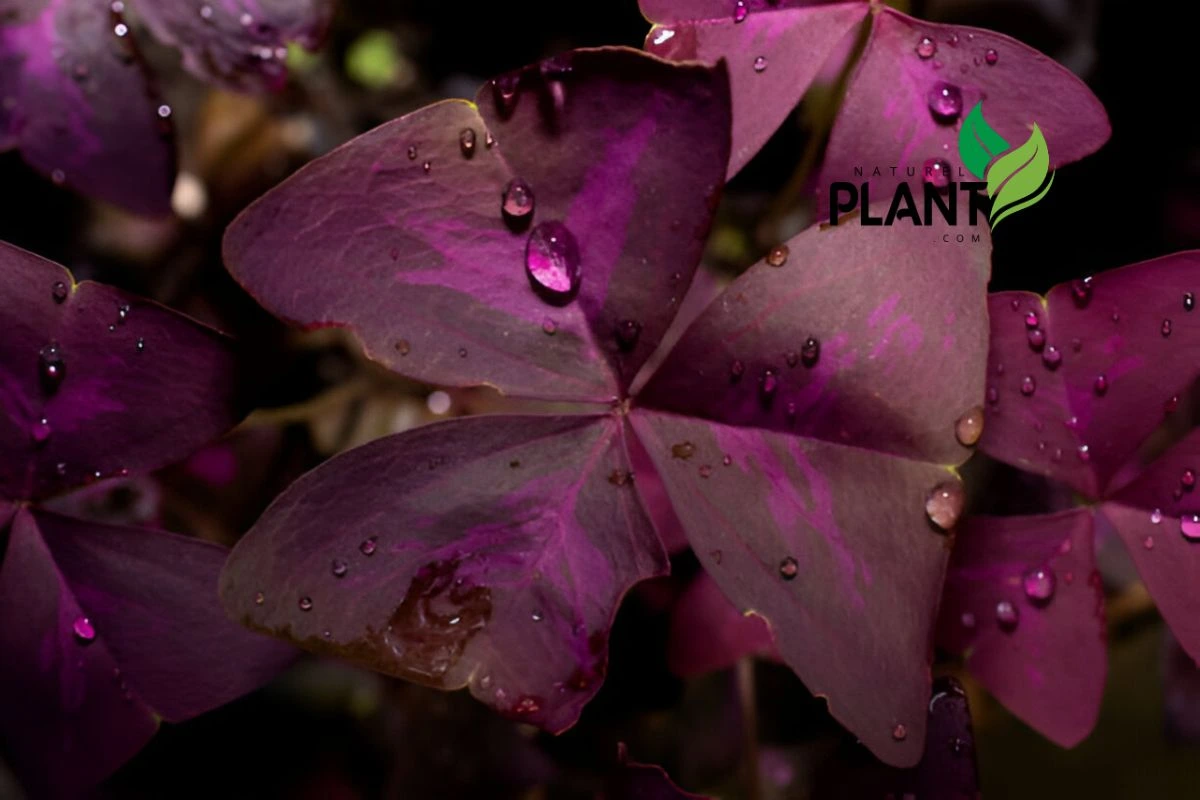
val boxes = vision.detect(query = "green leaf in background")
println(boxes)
[957,102,1010,179]
[986,123,1052,228]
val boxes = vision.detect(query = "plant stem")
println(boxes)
[736,657,761,800]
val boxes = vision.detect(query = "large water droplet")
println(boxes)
[778,556,799,580]
[1151,508,1164,524]
[733,0,748,22]
[955,406,984,446]
[925,481,965,530]
[39,342,65,393]
[766,245,789,267]
[31,418,52,445]
[72,616,96,645]
[984,48,999,66]
[525,221,581,304]
[51,281,68,303]
[995,600,1019,631]
[1042,345,1062,369]
[1022,567,1056,604]
[753,56,767,73]
[1027,328,1046,351]
[500,179,535,231]
[382,559,493,684]
[916,35,937,59]
[1024,311,1040,328]
[927,82,963,122]
[1181,514,1200,542]
[1093,374,1108,396]
[923,158,952,188]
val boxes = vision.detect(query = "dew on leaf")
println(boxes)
[422,161,432,174]
[916,36,937,59]
[955,406,984,446]
[407,145,418,160]
[299,596,313,611]
[925,481,965,530]
[734,0,748,23]
[51,281,68,303]
[615,319,642,352]
[1022,567,1056,605]
[1027,328,1045,351]
[72,616,96,645]
[1094,374,1108,396]
[1144,535,1155,550]
[382,559,492,685]
[960,612,976,629]
[758,368,779,402]
[698,464,713,478]
[995,600,1019,631]
[1183,469,1197,489]
[923,158,952,188]
[1042,345,1061,369]
[1181,514,1200,542]
[1185,292,1195,312]
[985,48,999,65]
[30,418,52,445]
[987,386,999,405]
[254,591,265,605]
[722,454,733,467]
[765,245,789,267]
[360,536,378,556]
[332,559,348,578]
[671,441,696,460]
[1024,311,1039,328]
[1151,508,1164,524]
[801,336,820,367]
[753,56,767,73]
[525,221,581,303]
[1071,277,1093,307]
[491,75,520,116]
[730,359,746,380]
[1020,376,1036,396]
[784,351,799,368]
[927,82,963,122]
[1162,319,1173,338]
[778,556,799,580]
[607,469,632,487]
[1077,444,1090,462]
[541,317,557,336]
[891,723,907,742]
[458,128,476,158]
[39,342,65,393]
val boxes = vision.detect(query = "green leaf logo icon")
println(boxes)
[957,102,1009,179]
[985,123,1053,229]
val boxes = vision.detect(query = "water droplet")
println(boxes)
[113,22,128,37]
[987,386,999,405]
[925,481,965,530]
[51,281,68,303]
[485,132,496,149]
[360,536,378,556]
[332,559,348,578]
[135,337,145,353]
[1042,345,1061,369]
[200,4,213,20]
[995,600,1019,631]
[758,368,779,402]
[457,347,468,358]
[525,222,581,303]
[960,611,976,629]
[722,454,733,467]
[1182,468,1196,489]
[1166,395,1180,414]
[50,169,66,185]
[39,342,65,392]
[1151,508,1164,524]
[1144,535,1155,550]
[671,442,696,460]
[1162,319,1173,338]
[607,469,632,486]
[459,128,476,158]
[778,556,799,580]
[407,145,418,160]
[784,351,800,368]
[1077,444,1091,462]
[1023,567,1056,604]
[531,610,544,622]
[1020,376,1036,396]
[766,245,789,267]
[733,0,748,22]
[698,464,713,478]
[491,75,520,116]
[927,82,963,122]
[1071,277,1093,307]
[55,462,67,477]
[1024,311,1040,328]
[753,56,767,73]
[730,359,746,381]
[801,336,820,367]
[254,591,265,605]
[394,339,411,356]
[892,723,908,741]
[72,616,96,644]
[923,158,952,188]
[479,673,493,689]
[1027,328,1046,351]
[615,320,642,352]
[31,418,52,445]
[916,35,937,59]
[541,317,557,335]
[985,48,999,66]
[299,596,313,611]
[1185,292,1195,312]
[422,161,432,174]
[955,406,984,446]
[1181,514,1200,542]
[1093,374,1108,396]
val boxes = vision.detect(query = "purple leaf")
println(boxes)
[0,0,175,215]
[223,48,731,401]
[937,510,1105,747]
[0,241,241,501]
[630,212,990,766]
[981,253,1200,498]
[219,414,667,732]
[0,509,294,798]
[667,569,777,676]
[135,0,332,92]
[642,0,868,177]
[817,8,1110,213]
[605,742,710,800]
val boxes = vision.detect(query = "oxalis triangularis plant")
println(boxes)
[1,0,1195,796]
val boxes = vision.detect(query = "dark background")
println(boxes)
[1,1,1197,797]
